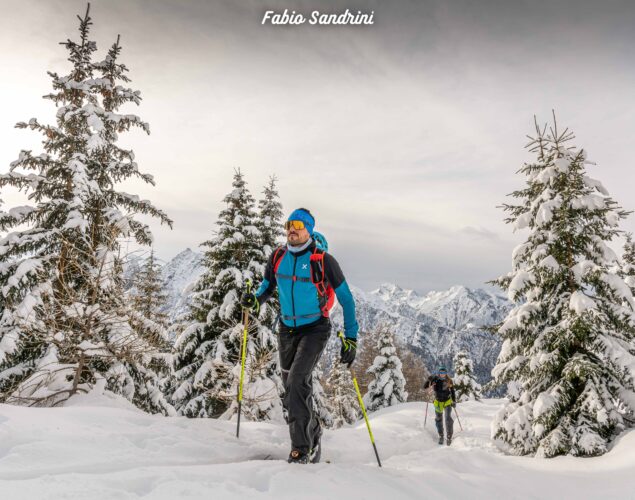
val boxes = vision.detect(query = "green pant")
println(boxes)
[434,398,454,437]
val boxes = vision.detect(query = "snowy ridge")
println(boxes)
[125,248,205,322]
[331,283,511,384]
[159,248,205,321]
[0,394,632,499]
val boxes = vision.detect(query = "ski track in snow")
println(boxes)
[0,396,633,500]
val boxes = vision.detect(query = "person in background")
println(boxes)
[424,366,456,445]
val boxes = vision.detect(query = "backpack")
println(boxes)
[313,231,328,252]
[271,243,335,317]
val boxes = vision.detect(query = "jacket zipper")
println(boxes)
[291,253,297,327]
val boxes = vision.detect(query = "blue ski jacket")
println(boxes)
[255,240,359,339]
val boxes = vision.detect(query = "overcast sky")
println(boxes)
[1,0,634,293]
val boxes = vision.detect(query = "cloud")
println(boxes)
[460,226,501,242]
[1,0,634,294]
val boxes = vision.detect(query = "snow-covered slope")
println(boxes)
[1,394,632,499]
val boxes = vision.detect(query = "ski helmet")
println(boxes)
[313,231,328,252]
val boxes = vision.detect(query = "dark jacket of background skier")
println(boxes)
[424,375,456,403]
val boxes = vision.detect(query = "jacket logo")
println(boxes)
[302,264,308,270]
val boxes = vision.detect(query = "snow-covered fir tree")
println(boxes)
[325,362,360,428]
[490,115,635,457]
[312,364,334,429]
[453,350,481,402]
[254,175,284,330]
[0,6,174,415]
[128,250,169,333]
[127,250,172,389]
[363,324,408,411]
[257,175,285,259]
[171,170,282,419]
[620,233,635,297]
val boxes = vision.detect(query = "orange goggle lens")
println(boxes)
[284,220,305,230]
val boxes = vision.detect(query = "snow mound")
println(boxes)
[0,398,633,499]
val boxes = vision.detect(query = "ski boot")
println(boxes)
[438,435,444,445]
[288,449,310,464]
[446,435,452,446]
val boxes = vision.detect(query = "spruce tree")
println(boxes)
[129,250,169,333]
[312,364,334,429]
[363,324,408,411]
[490,115,635,457]
[354,327,380,394]
[620,233,635,296]
[254,175,284,330]
[127,250,172,389]
[0,6,173,414]
[453,350,481,402]
[257,175,285,258]
[325,362,360,428]
[400,345,431,401]
[171,170,282,419]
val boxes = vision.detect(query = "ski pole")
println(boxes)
[236,280,252,439]
[338,331,382,467]
[454,405,463,432]
[424,401,429,427]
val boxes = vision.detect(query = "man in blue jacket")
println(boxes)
[241,208,359,464]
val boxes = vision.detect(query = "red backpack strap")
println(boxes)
[309,248,326,287]
[310,248,331,316]
[272,246,287,274]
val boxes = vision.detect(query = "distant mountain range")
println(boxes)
[334,283,511,384]
[126,248,512,385]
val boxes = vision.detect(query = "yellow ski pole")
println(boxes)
[338,331,382,467]
[236,280,252,439]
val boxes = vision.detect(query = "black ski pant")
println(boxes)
[277,319,330,453]
[435,404,454,438]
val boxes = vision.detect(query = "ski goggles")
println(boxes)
[284,220,306,231]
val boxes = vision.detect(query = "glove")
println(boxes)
[240,292,258,311]
[340,337,357,366]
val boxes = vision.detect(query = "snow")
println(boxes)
[508,270,532,300]
[553,157,569,173]
[513,212,532,230]
[583,176,609,196]
[7,206,35,219]
[535,166,558,184]
[571,194,606,211]
[533,392,556,419]
[571,260,598,282]
[0,397,633,499]
[535,197,562,226]
[540,255,559,271]
[569,291,597,314]
[601,273,635,308]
